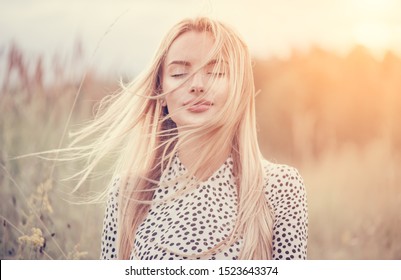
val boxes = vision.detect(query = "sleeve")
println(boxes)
[264,164,308,260]
[100,177,120,260]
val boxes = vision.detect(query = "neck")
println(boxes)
[177,128,232,181]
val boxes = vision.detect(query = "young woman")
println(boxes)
[71,17,307,260]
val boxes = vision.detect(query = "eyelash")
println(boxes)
[170,72,225,78]
[207,72,225,77]
[171,73,187,78]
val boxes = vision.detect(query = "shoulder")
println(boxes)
[109,177,121,197]
[103,176,121,212]
[261,159,306,209]
[105,176,121,198]
[261,159,308,259]
[261,159,305,190]
[100,176,121,260]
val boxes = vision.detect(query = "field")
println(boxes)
[1,44,401,259]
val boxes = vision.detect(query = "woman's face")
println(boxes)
[162,31,229,129]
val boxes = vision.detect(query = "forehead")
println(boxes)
[165,31,216,65]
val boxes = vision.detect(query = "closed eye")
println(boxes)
[205,62,226,77]
[207,72,225,77]
[171,73,188,78]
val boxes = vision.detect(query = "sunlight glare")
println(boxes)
[350,0,397,57]
[353,22,392,56]
[351,0,398,15]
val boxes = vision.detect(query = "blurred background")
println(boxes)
[1,0,401,259]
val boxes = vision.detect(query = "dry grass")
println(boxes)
[303,140,401,259]
[0,83,109,259]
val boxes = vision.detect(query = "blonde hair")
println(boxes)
[68,17,274,259]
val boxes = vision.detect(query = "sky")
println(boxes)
[1,0,401,80]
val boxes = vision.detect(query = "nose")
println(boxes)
[189,71,205,93]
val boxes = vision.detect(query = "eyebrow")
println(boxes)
[167,60,191,67]
[167,59,223,67]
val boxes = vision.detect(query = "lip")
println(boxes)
[184,99,213,113]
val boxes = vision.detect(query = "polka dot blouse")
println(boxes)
[100,155,308,260]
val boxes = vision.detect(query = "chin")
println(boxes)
[175,118,210,128]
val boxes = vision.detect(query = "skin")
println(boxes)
[161,31,231,180]
[162,31,229,129]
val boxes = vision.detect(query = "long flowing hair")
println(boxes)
[68,17,274,259]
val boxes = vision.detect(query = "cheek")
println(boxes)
[164,92,182,110]
[162,72,188,92]
[163,80,180,109]
[213,81,230,103]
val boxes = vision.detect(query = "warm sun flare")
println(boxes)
[350,0,398,55]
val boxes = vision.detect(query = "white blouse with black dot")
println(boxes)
[100,155,308,260]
